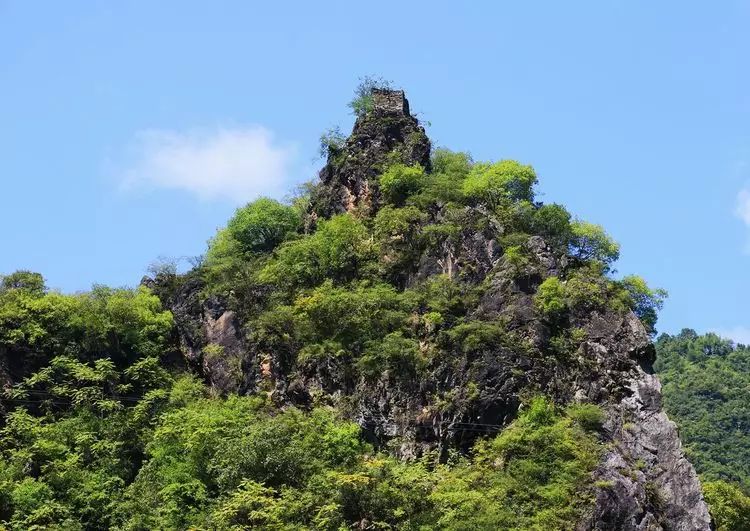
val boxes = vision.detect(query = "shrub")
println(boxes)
[412,149,473,206]
[504,245,530,273]
[373,205,426,282]
[379,164,426,205]
[297,339,347,367]
[217,197,300,257]
[535,277,567,318]
[348,76,393,117]
[447,320,509,353]
[405,274,472,327]
[293,280,407,352]
[462,160,537,207]
[319,126,346,159]
[617,275,667,334]
[532,204,572,250]
[202,344,225,363]
[549,327,588,358]
[569,220,620,266]
[566,403,605,431]
[357,331,424,379]
[430,396,602,530]
[431,149,473,178]
[702,480,750,531]
[564,266,610,312]
[259,214,375,291]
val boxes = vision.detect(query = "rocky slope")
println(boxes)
[150,89,712,530]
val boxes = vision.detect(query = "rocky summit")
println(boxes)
[310,89,431,219]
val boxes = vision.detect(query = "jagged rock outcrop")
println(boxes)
[143,273,257,395]
[480,240,712,530]
[310,89,431,219]
[150,89,713,530]
[574,313,712,530]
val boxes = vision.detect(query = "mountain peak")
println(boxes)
[371,88,410,115]
[309,88,430,219]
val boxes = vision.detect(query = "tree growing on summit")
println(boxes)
[532,203,573,250]
[569,220,620,266]
[462,160,538,207]
[348,76,394,117]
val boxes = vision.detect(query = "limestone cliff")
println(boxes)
[151,89,712,530]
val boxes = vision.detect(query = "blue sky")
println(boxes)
[1,1,749,341]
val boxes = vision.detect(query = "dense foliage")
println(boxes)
[0,360,603,530]
[0,87,691,529]
[655,330,750,529]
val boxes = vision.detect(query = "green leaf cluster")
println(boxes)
[0,387,602,530]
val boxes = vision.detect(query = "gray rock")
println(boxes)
[576,312,712,530]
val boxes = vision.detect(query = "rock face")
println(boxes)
[149,89,713,530]
[143,273,258,395]
[310,89,431,219]
[574,314,713,530]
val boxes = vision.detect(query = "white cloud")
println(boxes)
[712,326,750,346]
[736,188,750,227]
[119,126,296,203]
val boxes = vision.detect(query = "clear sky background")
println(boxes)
[1,1,748,340]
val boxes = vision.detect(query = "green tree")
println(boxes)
[532,204,572,250]
[373,205,427,283]
[209,197,299,258]
[535,276,567,319]
[0,270,46,294]
[429,397,602,530]
[293,280,407,352]
[703,480,750,531]
[357,331,424,379]
[0,283,172,374]
[462,160,538,207]
[655,331,750,490]
[412,149,473,206]
[569,221,620,266]
[319,126,346,159]
[618,275,667,334]
[348,76,393,117]
[260,214,375,291]
[378,164,425,206]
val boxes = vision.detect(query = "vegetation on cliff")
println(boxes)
[0,85,728,529]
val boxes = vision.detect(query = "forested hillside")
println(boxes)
[655,331,750,529]
[0,85,737,529]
